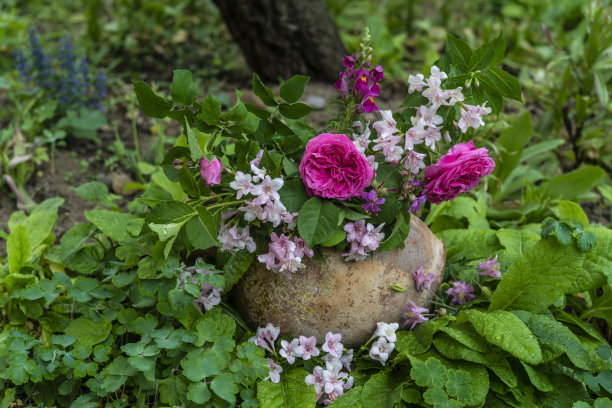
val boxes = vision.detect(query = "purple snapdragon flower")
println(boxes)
[446,281,476,305]
[412,265,436,291]
[478,254,502,278]
[361,190,385,213]
[335,53,384,114]
[402,300,429,329]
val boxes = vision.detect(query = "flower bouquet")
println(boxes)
[134,30,519,404]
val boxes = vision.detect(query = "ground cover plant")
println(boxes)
[1,0,611,407]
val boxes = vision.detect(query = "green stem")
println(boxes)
[341,99,356,134]
[206,200,245,210]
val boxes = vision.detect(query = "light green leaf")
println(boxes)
[539,165,606,200]
[65,316,111,346]
[187,382,211,404]
[257,368,316,408]
[185,122,204,162]
[410,357,447,388]
[85,210,143,244]
[493,112,533,184]
[328,386,363,407]
[211,373,239,404]
[361,371,394,406]
[520,361,553,392]
[298,197,340,247]
[185,207,219,250]
[464,309,542,364]
[7,225,31,274]
[489,239,584,313]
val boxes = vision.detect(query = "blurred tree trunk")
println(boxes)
[212,0,346,82]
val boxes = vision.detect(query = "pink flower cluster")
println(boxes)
[231,152,296,227]
[369,322,398,365]
[177,259,223,311]
[257,233,314,277]
[217,223,256,253]
[335,55,383,113]
[305,332,354,405]
[343,220,385,261]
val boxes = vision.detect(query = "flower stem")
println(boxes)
[206,200,244,210]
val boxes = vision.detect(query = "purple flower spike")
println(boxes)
[361,190,385,213]
[409,195,426,214]
[446,281,476,305]
[402,300,429,329]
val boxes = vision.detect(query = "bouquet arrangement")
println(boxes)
[136,32,510,281]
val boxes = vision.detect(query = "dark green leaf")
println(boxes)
[133,80,173,118]
[298,197,341,247]
[252,74,277,107]
[171,69,197,106]
[279,102,314,119]
[280,75,310,103]
[279,179,309,212]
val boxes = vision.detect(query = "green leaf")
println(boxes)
[378,211,411,252]
[445,369,472,404]
[73,181,109,202]
[185,122,204,162]
[133,80,173,118]
[489,32,506,66]
[539,165,606,200]
[468,43,494,72]
[395,316,453,355]
[257,368,316,408]
[446,34,473,72]
[490,239,584,312]
[85,210,142,244]
[464,309,542,364]
[211,373,239,404]
[187,382,212,404]
[572,227,612,293]
[279,102,314,119]
[483,66,522,101]
[171,69,197,106]
[423,388,452,406]
[493,112,533,184]
[223,249,255,291]
[298,197,340,247]
[280,75,310,103]
[411,357,447,388]
[159,376,187,406]
[594,71,609,107]
[65,316,111,346]
[361,371,393,406]
[252,74,277,107]
[279,179,310,212]
[557,201,590,227]
[7,225,31,274]
[321,229,347,247]
[328,386,363,407]
[186,207,219,250]
[520,361,553,392]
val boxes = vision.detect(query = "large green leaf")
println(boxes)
[570,227,612,293]
[464,309,542,364]
[489,239,584,313]
[7,225,31,274]
[65,316,111,346]
[297,197,340,247]
[279,179,310,212]
[279,75,310,103]
[539,165,606,200]
[257,368,316,408]
[171,69,197,106]
[493,112,533,184]
[85,210,142,245]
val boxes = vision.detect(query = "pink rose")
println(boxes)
[199,156,222,186]
[299,133,374,200]
[422,141,495,204]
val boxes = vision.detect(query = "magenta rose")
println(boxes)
[422,141,495,204]
[299,133,374,200]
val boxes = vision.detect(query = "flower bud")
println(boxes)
[437,308,447,316]
[199,156,222,187]
[389,284,406,292]
[172,158,183,166]
[481,286,492,298]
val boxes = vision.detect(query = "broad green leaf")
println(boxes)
[65,316,111,346]
[73,181,109,202]
[537,373,589,408]
[185,122,204,162]
[557,201,590,227]
[280,75,310,103]
[445,369,472,404]
[211,373,239,404]
[257,368,316,408]
[446,34,473,72]
[571,227,612,293]
[410,357,447,388]
[489,239,584,313]
[279,102,314,119]
[321,229,347,247]
[482,66,522,101]
[395,315,454,356]
[439,324,488,353]
[158,376,188,406]
[279,179,310,212]
[252,74,277,107]
[539,165,606,200]
[378,212,411,252]
[495,228,540,267]
[185,207,219,250]
[298,197,340,247]
[187,382,212,404]
[493,112,533,184]
[437,229,501,261]
[7,225,31,274]
[468,42,494,72]
[464,309,542,364]
[171,69,197,106]
[85,210,142,244]
[360,371,394,406]
[520,361,553,392]
[328,386,363,407]
[133,80,173,118]
[223,249,255,292]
